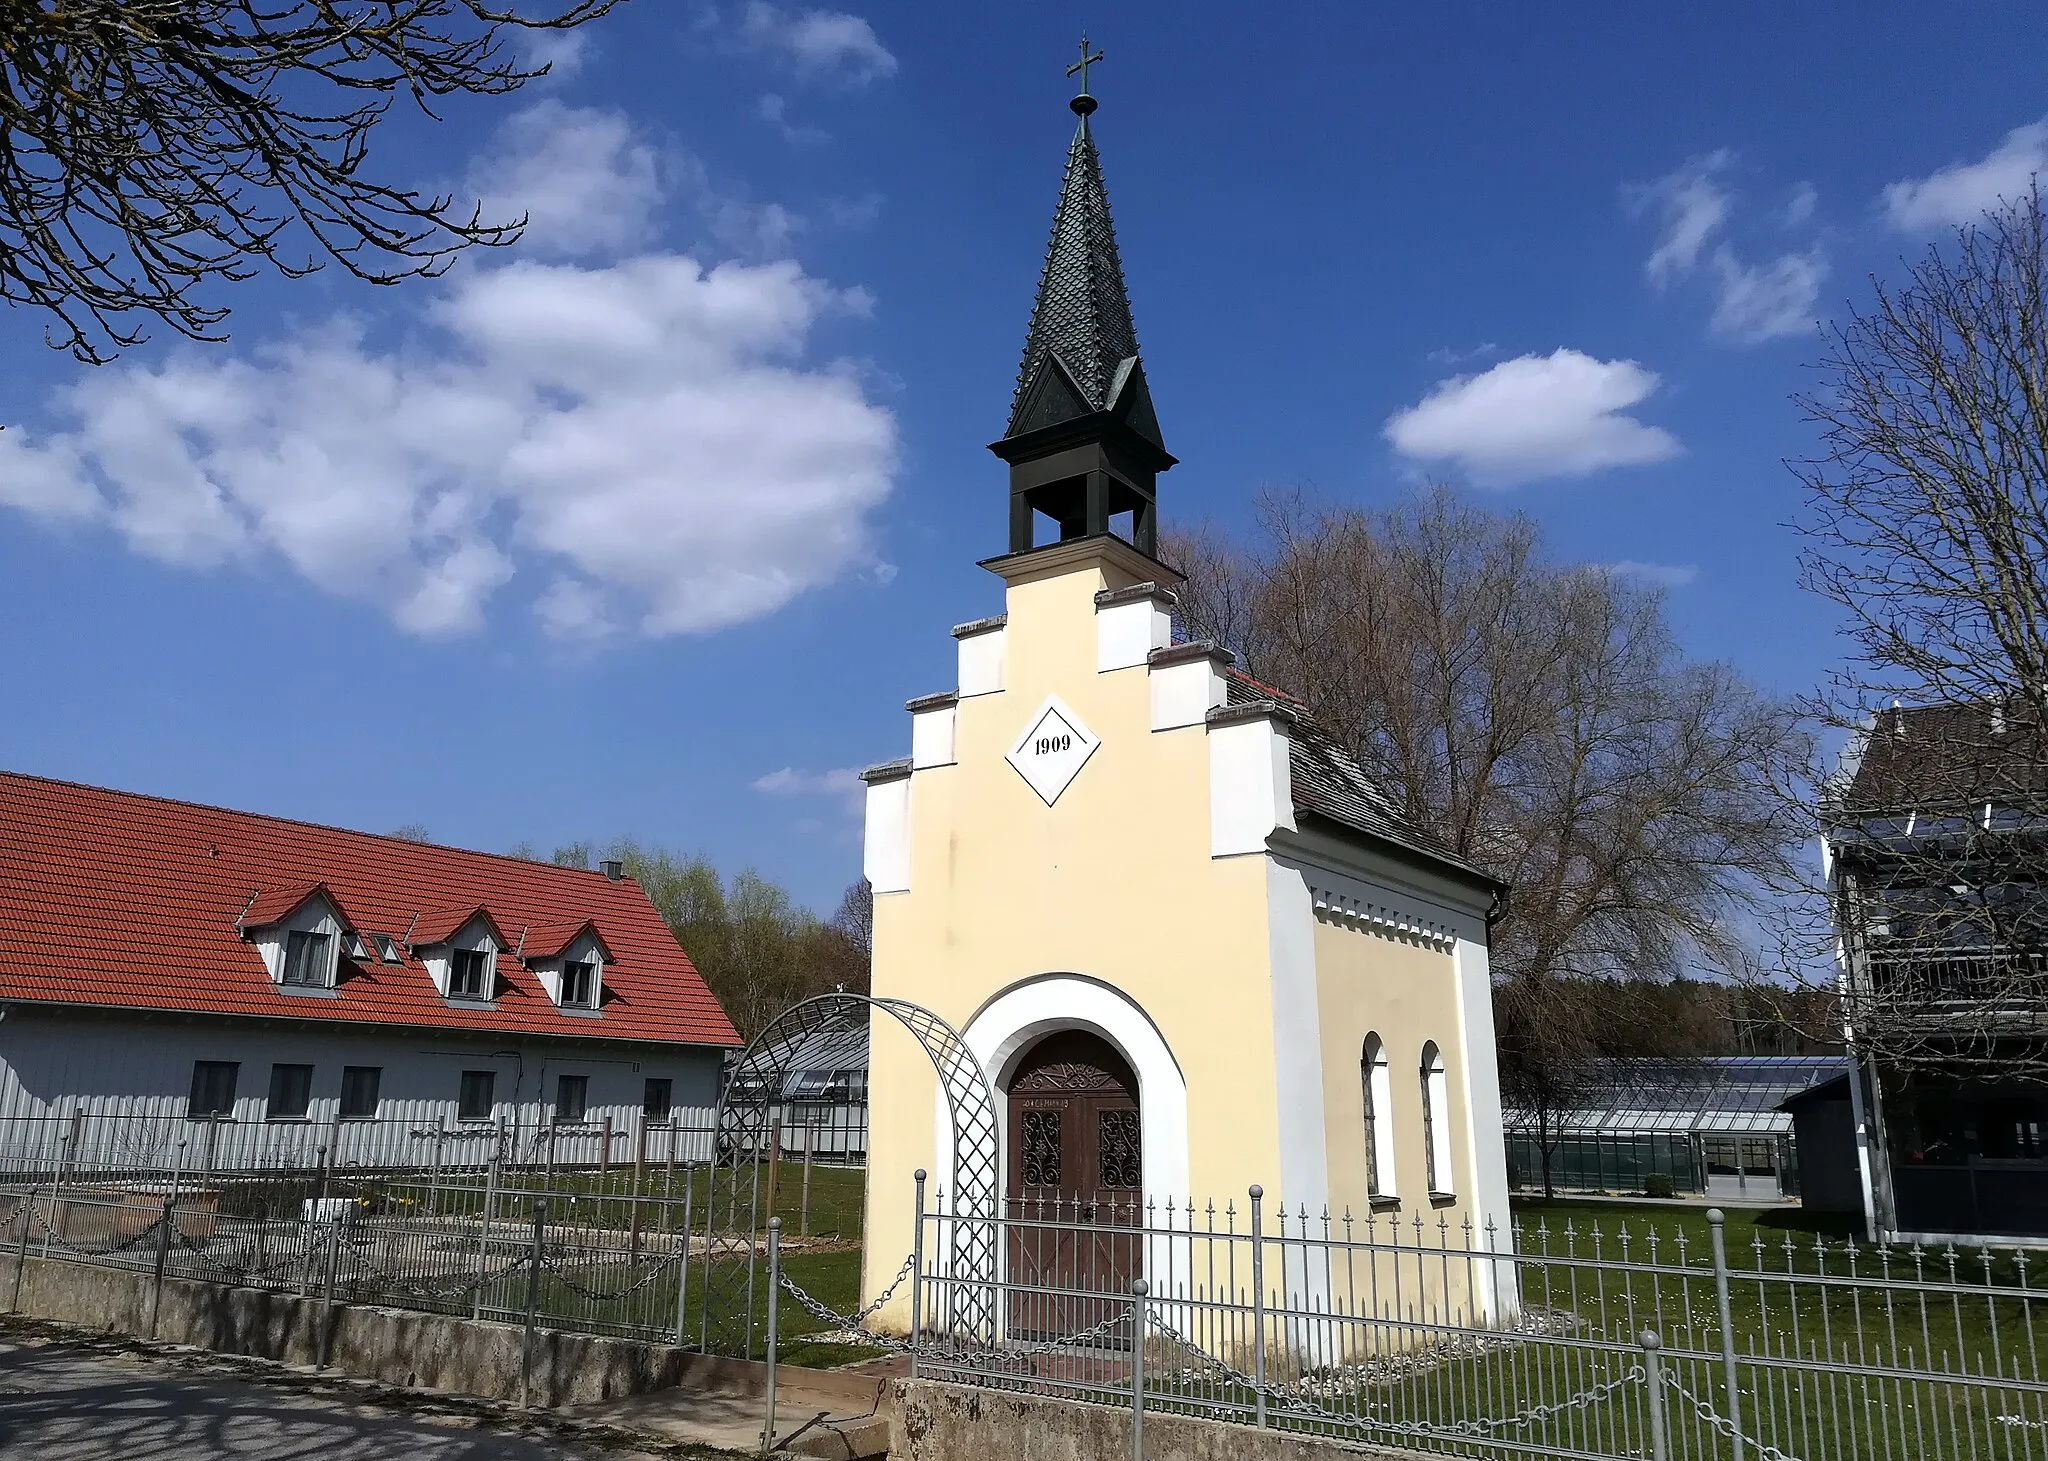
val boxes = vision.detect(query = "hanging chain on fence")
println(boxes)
[536,1244,689,1304]
[775,1253,915,1338]
[27,1204,169,1256]
[172,1229,309,1284]
[1662,1376,1808,1461]
[1140,1305,1645,1441]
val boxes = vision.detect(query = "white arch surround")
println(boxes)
[949,973,1191,1209]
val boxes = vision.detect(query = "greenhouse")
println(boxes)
[1504,1054,1847,1201]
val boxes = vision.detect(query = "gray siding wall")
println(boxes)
[0,1004,725,1170]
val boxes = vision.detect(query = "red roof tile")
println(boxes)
[0,772,741,1048]
[409,903,507,947]
[521,919,609,960]
[238,881,358,932]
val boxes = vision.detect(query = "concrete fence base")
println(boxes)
[891,1379,1419,1461]
[0,1250,694,1407]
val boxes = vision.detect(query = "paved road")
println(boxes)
[0,1337,675,1460]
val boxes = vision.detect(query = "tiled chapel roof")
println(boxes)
[1223,671,1500,892]
[0,771,741,1047]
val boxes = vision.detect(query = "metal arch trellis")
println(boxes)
[699,993,1000,1355]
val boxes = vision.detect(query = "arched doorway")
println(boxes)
[1005,1028,1142,1336]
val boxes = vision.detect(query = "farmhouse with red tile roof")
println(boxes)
[0,771,740,1166]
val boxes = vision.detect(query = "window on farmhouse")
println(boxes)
[267,1064,313,1120]
[459,1070,495,1121]
[556,1074,589,1122]
[560,960,596,1008]
[282,929,331,986]
[449,947,490,999]
[339,1066,382,1119]
[189,1061,239,1117]
[643,1078,673,1123]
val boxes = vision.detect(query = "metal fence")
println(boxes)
[0,1116,870,1369]
[796,1183,2048,1461]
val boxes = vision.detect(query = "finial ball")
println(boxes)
[1069,93,1098,117]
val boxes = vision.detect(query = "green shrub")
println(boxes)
[1644,1172,1676,1199]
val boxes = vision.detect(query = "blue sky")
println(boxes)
[2,4,2044,910]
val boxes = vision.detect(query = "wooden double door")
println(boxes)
[1004,1030,1142,1339]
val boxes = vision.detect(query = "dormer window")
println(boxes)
[450,948,491,1000]
[242,883,353,992]
[522,920,611,1012]
[282,930,332,987]
[375,935,403,964]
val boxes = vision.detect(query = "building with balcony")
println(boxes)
[1825,701,2048,1242]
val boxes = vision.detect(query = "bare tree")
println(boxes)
[1172,489,1813,991]
[1792,189,2048,1081]
[1,0,617,363]
[1795,185,2048,719]
[1172,491,1812,1146]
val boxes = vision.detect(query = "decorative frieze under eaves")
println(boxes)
[1306,878,1458,950]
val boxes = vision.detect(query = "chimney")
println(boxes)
[600,859,624,882]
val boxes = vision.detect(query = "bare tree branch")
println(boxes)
[0,0,619,363]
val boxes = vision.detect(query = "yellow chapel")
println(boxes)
[857,75,1512,1331]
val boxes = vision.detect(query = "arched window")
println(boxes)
[1361,1034,1396,1198]
[1420,1041,1453,1196]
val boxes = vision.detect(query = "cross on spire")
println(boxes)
[1067,34,1103,97]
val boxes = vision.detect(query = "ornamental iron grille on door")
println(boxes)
[1004,1029,1142,1340]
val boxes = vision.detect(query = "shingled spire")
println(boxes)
[991,42,1174,560]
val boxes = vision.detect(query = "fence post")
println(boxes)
[1248,1184,1266,1428]
[1641,1330,1670,1461]
[147,1138,185,1339]
[675,1167,694,1347]
[521,1198,548,1407]
[1706,1208,1746,1461]
[10,1184,36,1313]
[473,1132,503,1322]
[316,1215,344,1368]
[631,1117,648,1260]
[909,1169,927,1380]
[1130,1278,1148,1461]
[800,1123,814,1237]
[146,1188,176,1337]
[761,1217,782,1454]
[45,1123,74,1260]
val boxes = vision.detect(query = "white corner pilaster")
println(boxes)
[908,693,958,769]
[953,617,1006,697]
[862,763,913,894]
[1451,929,1516,1319]
[1208,706,1295,857]
[1096,584,1175,672]
[1148,643,1229,731]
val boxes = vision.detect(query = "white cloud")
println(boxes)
[1708,246,1824,343]
[468,101,660,259]
[1384,349,1682,488]
[1629,152,1825,347]
[0,427,96,521]
[735,3,896,84]
[1425,341,1498,367]
[752,766,865,814]
[1605,560,1699,589]
[1783,182,1818,229]
[522,30,590,80]
[1630,151,1734,288]
[1885,120,2048,231]
[0,109,898,642]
